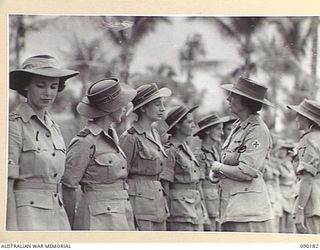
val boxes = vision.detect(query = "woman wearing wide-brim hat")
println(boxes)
[193,113,229,231]
[209,76,273,232]
[160,105,207,231]
[287,99,320,234]
[276,139,297,233]
[7,55,79,230]
[119,83,171,231]
[61,78,137,230]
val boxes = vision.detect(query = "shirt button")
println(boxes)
[122,167,125,169]
[53,173,58,177]
[45,132,51,138]
[37,147,41,151]
[160,162,163,166]
[30,201,34,205]
[244,187,248,191]
[194,170,196,173]
[158,189,162,192]
[54,194,57,197]
[52,152,56,157]
[158,149,161,152]
[107,207,111,211]
[127,198,130,201]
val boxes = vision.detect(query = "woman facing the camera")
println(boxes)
[119,83,171,231]
[8,55,79,230]
[287,99,320,234]
[62,78,137,230]
[210,77,273,232]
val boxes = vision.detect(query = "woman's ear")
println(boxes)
[140,107,145,113]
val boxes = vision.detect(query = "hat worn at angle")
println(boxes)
[77,78,137,119]
[10,55,79,97]
[221,76,273,107]
[161,105,198,135]
[287,99,320,127]
[126,83,172,116]
[194,113,229,136]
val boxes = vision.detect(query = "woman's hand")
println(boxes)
[209,162,222,183]
[294,209,307,234]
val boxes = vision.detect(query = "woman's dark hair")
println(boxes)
[240,96,263,113]
[168,114,188,136]
[133,108,143,119]
[197,129,208,140]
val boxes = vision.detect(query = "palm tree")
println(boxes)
[92,16,171,84]
[189,17,267,78]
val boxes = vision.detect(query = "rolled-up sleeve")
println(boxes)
[237,126,270,178]
[62,138,91,189]
[296,138,320,176]
[8,119,21,179]
[119,133,137,170]
[160,147,175,182]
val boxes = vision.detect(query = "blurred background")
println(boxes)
[8,15,320,145]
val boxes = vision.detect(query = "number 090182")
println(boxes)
[300,244,319,248]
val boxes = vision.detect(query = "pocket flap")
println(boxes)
[94,153,117,167]
[89,201,125,215]
[53,138,66,153]
[128,188,155,200]
[204,190,219,200]
[15,191,53,209]
[22,140,38,152]
[138,149,156,160]
[230,185,262,195]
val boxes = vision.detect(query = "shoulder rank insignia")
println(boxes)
[9,112,21,121]
[77,129,91,137]
[127,127,137,135]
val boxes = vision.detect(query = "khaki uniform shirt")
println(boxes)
[294,128,320,217]
[161,138,206,225]
[8,102,69,230]
[220,114,273,223]
[195,145,220,218]
[120,122,168,223]
[62,122,134,230]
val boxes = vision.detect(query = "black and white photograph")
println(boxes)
[5,9,320,241]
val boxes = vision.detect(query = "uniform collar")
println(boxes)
[201,144,214,153]
[300,125,320,139]
[86,121,104,136]
[169,137,198,163]
[237,113,260,130]
[17,102,55,127]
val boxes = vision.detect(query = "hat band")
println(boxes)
[22,56,58,69]
[301,103,320,119]
[166,106,187,126]
[87,79,121,104]
[132,85,159,107]
[198,116,220,128]
[234,83,266,100]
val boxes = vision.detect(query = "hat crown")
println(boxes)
[87,78,121,105]
[22,55,59,70]
[234,77,267,100]
[132,83,159,108]
[165,105,188,126]
[300,99,320,117]
[198,113,220,128]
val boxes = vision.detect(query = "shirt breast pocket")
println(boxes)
[94,153,127,180]
[20,139,40,175]
[137,146,162,175]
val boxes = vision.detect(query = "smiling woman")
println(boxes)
[7,55,79,231]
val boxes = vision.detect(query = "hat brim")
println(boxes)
[221,84,273,107]
[287,104,320,127]
[10,68,79,95]
[165,106,199,135]
[126,88,172,116]
[193,116,230,136]
[77,83,136,119]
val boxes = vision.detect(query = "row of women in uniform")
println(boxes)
[7,54,320,234]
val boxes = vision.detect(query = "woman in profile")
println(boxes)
[62,78,137,230]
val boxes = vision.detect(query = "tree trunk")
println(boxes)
[310,17,318,98]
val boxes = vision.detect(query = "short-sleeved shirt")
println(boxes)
[62,122,128,188]
[195,145,220,218]
[8,102,66,184]
[120,122,167,177]
[219,114,273,223]
[119,122,169,223]
[294,128,320,217]
[161,138,201,184]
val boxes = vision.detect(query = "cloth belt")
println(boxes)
[128,174,160,181]
[202,179,216,188]
[14,181,60,192]
[81,180,128,192]
[170,182,199,190]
